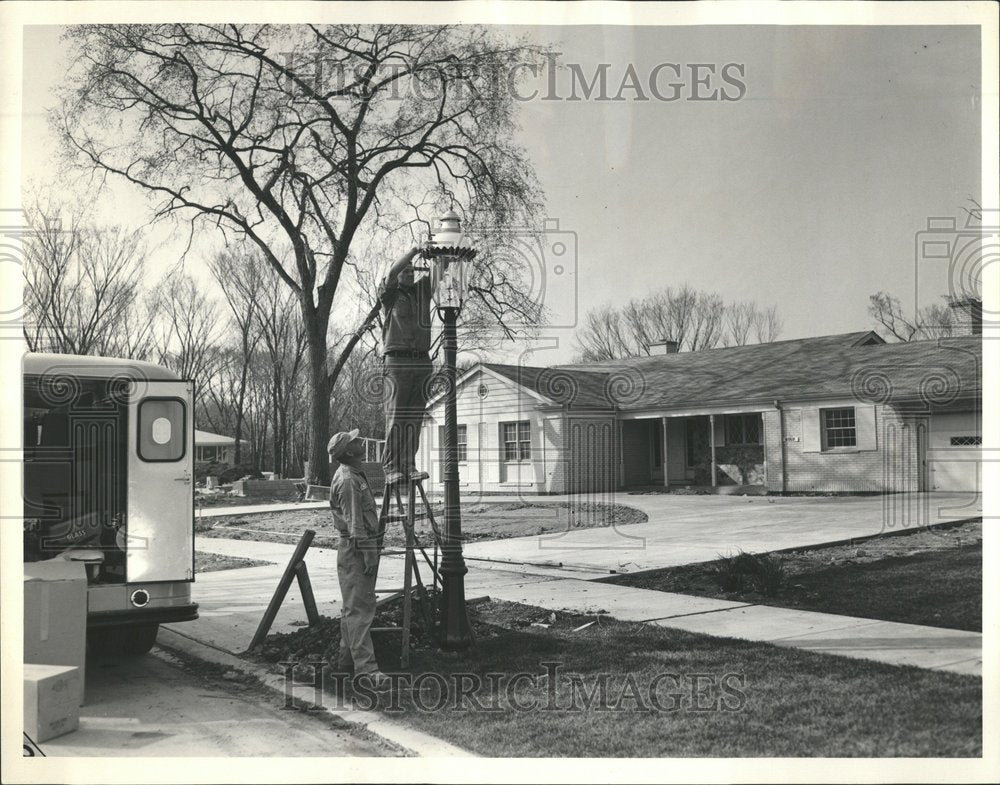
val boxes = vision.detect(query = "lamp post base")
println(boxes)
[438,569,474,651]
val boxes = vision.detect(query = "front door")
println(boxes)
[126,380,195,583]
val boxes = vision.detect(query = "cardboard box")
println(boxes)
[24,561,88,705]
[24,663,81,742]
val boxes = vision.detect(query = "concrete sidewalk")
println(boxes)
[483,575,981,676]
[197,500,329,518]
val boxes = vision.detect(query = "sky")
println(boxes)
[20,23,982,365]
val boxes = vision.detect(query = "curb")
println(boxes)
[156,626,476,758]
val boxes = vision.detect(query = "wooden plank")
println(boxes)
[295,561,320,626]
[249,529,315,649]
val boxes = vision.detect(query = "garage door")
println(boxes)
[927,412,981,491]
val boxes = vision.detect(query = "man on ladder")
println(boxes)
[379,245,433,486]
[373,243,446,668]
[329,429,390,690]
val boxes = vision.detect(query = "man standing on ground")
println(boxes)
[329,429,389,688]
[380,245,434,485]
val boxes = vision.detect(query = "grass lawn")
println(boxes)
[197,501,647,549]
[603,521,982,632]
[256,598,981,757]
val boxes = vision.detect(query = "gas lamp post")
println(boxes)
[423,210,476,650]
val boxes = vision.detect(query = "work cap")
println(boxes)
[327,428,360,459]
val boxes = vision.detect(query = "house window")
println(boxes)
[950,435,981,447]
[501,421,530,461]
[822,407,857,449]
[438,425,467,462]
[724,414,761,445]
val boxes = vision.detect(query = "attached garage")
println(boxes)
[927,412,981,491]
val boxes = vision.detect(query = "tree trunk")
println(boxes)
[304,309,331,485]
[234,342,250,465]
[271,375,281,475]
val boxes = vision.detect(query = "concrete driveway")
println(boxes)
[460,491,983,575]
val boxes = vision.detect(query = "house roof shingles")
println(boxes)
[482,332,981,413]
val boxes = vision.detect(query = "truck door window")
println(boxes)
[138,398,185,461]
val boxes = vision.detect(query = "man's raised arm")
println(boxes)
[385,245,423,283]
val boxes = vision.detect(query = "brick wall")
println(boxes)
[240,479,302,499]
[770,403,919,492]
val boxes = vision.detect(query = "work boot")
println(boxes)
[384,469,406,486]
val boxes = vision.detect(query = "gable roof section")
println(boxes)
[481,363,617,408]
[195,430,243,446]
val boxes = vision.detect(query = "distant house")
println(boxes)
[418,331,982,495]
[194,430,245,465]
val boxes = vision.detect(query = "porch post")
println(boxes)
[661,417,669,487]
[617,419,624,489]
[709,414,718,488]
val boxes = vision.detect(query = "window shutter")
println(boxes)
[801,408,821,452]
[856,405,877,451]
[712,416,725,447]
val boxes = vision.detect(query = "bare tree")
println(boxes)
[23,200,149,356]
[752,304,783,344]
[60,24,546,483]
[868,291,957,342]
[686,290,725,351]
[574,284,782,360]
[150,271,223,405]
[574,305,631,361]
[208,247,264,463]
[253,268,307,476]
[723,301,755,347]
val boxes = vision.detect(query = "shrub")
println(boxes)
[711,550,787,596]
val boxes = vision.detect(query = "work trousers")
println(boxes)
[336,538,380,675]
[382,355,433,484]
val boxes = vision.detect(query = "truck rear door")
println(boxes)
[126,380,194,583]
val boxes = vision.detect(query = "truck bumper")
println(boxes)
[87,602,199,629]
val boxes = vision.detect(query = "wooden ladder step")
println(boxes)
[383,512,429,523]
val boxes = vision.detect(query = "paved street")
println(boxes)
[39,647,388,757]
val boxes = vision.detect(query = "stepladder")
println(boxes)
[373,474,443,668]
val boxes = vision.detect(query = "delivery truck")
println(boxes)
[23,353,199,655]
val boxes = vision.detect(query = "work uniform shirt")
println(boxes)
[329,463,379,541]
[380,275,432,353]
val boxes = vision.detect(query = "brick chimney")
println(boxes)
[948,298,982,336]
[647,339,680,355]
